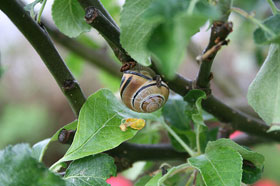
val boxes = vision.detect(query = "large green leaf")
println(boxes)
[120,0,218,79]
[64,153,116,186]
[247,44,280,131]
[52,0,91,37]
[254,15,280,45]
[188,145,243,186]
[146,4,207,79]
[0,144,65,186]
[61,89,158,161]
[206,139,264,169]
[120,0,155,66]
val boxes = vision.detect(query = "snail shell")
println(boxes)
[120,70,169,113]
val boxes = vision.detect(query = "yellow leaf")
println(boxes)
[119,118,146,131]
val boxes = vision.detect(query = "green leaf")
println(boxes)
[32,121,78,162]
[254,15,280,45]
[24,0,42,19]
[52,0,91,37]
[162,95,191,130]
[184,89,207,127]
[120,0,214,79]
[32,138,51,162]
[168,128,196,152]
[247,44,280,128]
[61,89,158,161]
[64,153,116,186]
[206,139,264,169]
[0,144,65,186]
[147,12,206,79]
[145,172,162,186]
[188,145,243,186]
[135,175,152,186]
[120,0,155,66]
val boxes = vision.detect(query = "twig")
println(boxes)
[84,6,134,63]
[0,0,86,117]
[77,0,118,28]
[195,21,233,89]
[266,0,280,15]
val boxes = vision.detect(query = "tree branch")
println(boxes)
[106,143,188,171]
[0,0,86,116]
[195,21,233,89]
[84,7,134,63]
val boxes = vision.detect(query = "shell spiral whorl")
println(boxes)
[120,70,169,113]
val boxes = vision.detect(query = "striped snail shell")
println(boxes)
[120,69,169,113]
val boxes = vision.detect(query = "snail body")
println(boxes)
[120,68,169,113]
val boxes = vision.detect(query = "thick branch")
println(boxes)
[0,0,86,116]
[106,143,188,171]
[44,22,122,78]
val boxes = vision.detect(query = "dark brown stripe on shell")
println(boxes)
[132,83,157,107]
[120,76,125,88]
[120,76,133,98]
[124,70,152,80]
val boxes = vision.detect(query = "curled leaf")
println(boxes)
[120,118,146,131]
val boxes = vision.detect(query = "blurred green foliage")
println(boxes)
[0,104,50,148]
[253,144,280,183]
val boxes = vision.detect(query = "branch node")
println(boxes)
[63,79,78,91]
[85,7,98,24]
[58,129,76,144]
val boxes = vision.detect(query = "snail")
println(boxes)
[120,65,169,113]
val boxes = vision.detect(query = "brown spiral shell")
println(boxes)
[120,70,169,113]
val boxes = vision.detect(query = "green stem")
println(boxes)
[162,122,196,157]
[196,125,201,155]
[266,0,280,15]
[231,7,276,37]
[49,159,63,172]
[37,0,47,23]
[187,0,199,15]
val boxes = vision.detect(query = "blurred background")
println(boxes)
[1,0,280,185]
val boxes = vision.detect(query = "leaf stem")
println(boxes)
[231,7,276,37]
[162,122,196,157]
[196,124,201,155]
[37,0,47,23]
[49,159,63,172]
[266,0,280,15]
[187,0,199,15]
